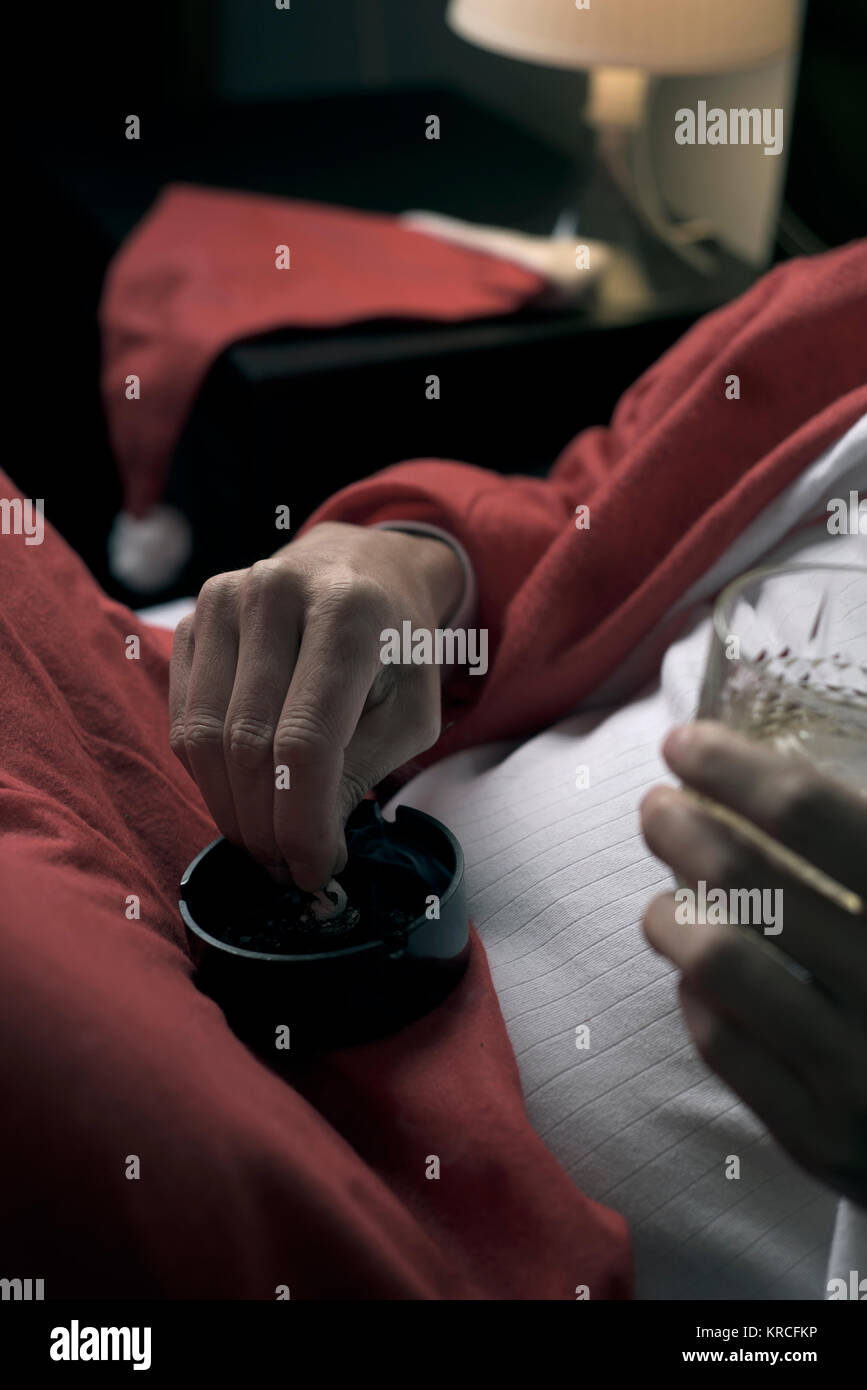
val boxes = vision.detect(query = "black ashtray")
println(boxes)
[179,800,469,1052]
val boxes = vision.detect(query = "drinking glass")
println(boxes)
[695,562,867,911]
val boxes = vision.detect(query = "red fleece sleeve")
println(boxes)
[300,243,867,758]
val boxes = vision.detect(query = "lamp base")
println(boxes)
[586,67,718,275]
[597,122,718,275]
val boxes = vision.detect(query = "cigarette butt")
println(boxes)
[309,879,349,923]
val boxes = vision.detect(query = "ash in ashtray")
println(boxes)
[218,877,364,954]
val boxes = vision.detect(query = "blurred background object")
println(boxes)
[446,0,800,272]
[14,0,864,601]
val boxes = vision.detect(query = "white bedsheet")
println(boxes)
[384,416,866,1299]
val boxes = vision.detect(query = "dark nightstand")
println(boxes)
[25,87,757,597]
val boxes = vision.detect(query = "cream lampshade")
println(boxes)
[446,0,799,76]
[445,0,800,273]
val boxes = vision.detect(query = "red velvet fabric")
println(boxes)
[303,241,867,764]
[98,185,545,518]
[0,483,629,1299]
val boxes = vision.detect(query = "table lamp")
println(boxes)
[445,0,800,272]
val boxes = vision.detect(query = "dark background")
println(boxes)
[12,0,866,601]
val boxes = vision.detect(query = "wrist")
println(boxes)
[390,531,465,628]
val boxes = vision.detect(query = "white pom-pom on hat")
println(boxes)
[108,504,193,593]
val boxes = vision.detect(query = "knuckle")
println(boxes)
[183,715,226,757]
[318,574,389,630]
[194,573,241,630]
[224,716,275,769]
[196,573,230,611]
[273,716,333,770]
[242,559,286,610]
[173,613,194,646]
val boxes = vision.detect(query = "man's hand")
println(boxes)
[640,721,867,1207]
[169,522,464,889]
